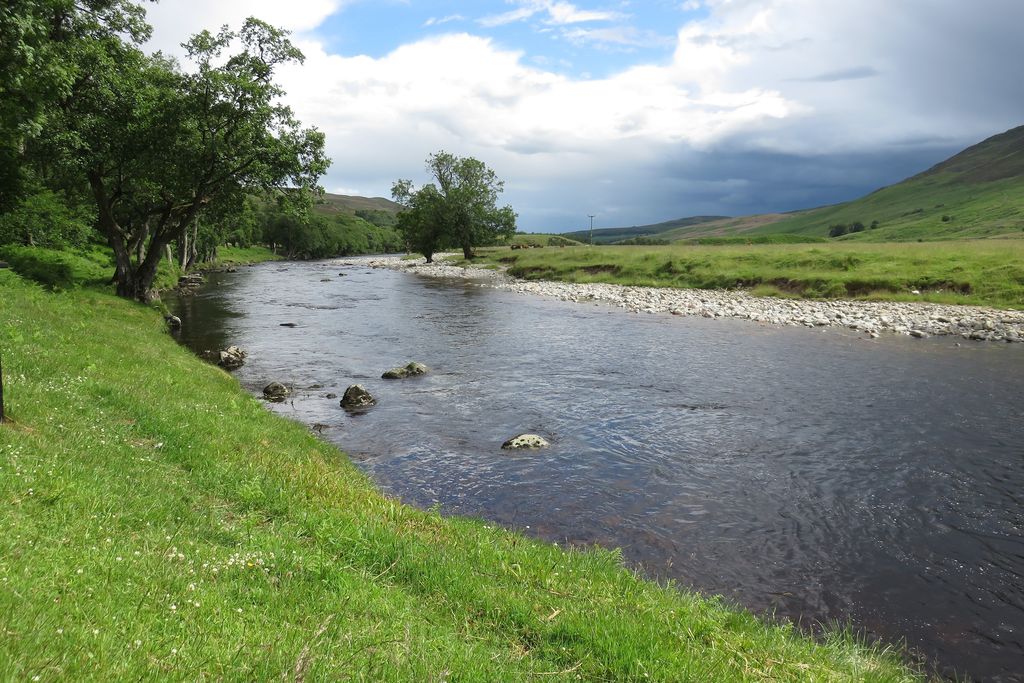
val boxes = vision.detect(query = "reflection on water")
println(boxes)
[172,261,1024,682]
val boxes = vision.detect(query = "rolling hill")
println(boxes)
[577,125,1023,244]
[747,125,1024,241]
[314,193,402,217]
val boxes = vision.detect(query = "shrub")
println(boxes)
[828,224,848,238]
[0,190,94,248]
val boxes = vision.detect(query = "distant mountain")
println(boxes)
[314,193,402,217]
[722,125,1024,241]
[561,216,728,244]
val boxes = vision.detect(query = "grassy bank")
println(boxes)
[204,245,283,268]
[0,270,923,680]
[471,240,1024,308]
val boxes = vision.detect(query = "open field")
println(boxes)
[472,240,1024,308]
[0,269,924,680]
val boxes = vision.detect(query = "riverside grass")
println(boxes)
[473,240,1024,309]
[0,270,924,681]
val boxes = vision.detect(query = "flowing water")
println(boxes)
[171,260,1024,682]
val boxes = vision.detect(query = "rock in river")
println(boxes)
[341,385,376,411]
[218,346,247,370]
[382,362,429,379]
[501,434,550,450]
[263,382,290,402]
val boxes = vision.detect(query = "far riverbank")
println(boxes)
[352,254,1024,343]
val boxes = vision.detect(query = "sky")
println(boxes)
[145,0,1024,232]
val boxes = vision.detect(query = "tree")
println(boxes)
[44,17,328,301]
[0,0,150,209]
[392,152,516,261]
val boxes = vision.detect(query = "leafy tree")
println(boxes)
[0,0,150,209]
[828,224,849,238]
[392,152,516,261]
[391,181,449,262]
[44,16,328,301]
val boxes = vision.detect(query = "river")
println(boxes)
[171,259,1024,682]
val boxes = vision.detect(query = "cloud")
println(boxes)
[560,26,673,50]
[480,1,625,28]
[142,0,1024,230]
[789,66,880,83]
[424,15,466,28]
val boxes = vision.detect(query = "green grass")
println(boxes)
[0,271,925,680]
[0,244,190,293]
[470,240,1024,308]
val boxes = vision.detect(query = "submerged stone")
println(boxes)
[263,382,290,402]
[382,362,429,379]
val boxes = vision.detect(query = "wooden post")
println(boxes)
[0,351,5,424]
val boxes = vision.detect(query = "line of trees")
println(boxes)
[1,1,329,301]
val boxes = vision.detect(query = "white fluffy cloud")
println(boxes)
[144,0,1024,229]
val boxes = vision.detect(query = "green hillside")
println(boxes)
[562,216,727,244]
[750,125,1024,241]
[314,193,402,218]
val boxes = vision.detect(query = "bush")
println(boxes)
[0,190,95,248]
[828,224,848,238]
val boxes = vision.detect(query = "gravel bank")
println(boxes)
[338,255,1024,343]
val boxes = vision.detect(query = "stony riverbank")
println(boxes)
[339,255,1024,343]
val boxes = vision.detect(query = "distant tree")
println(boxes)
[828,224,849,238]
[849,221,865,233]
[392,152,516,261]
[870,220,880,229]
[391,181,448,262]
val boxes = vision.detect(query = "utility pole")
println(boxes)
[588,215,596,245]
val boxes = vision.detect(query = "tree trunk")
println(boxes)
[177,229,189,271]
[462,243,474,259]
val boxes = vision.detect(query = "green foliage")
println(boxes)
[262,208,402,259]
[0,0,150,208]
[0,189,94,248]
[355,208,398,228]
[392,152,516,261]
[0,276,924,681]
[25,9,328,300]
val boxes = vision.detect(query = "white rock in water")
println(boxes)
[501,434,550,450]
